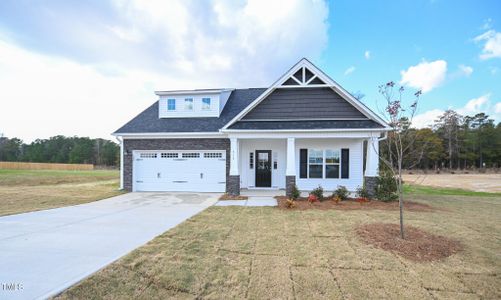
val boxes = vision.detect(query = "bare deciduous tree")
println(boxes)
[377,82,422,239]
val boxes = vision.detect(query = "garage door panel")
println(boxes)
[133,151,226,192]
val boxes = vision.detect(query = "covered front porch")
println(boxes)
[226,132,381,196]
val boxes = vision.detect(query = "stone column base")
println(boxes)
[364,176,378,199]
[286,176,296,198]
[227,175,240,196]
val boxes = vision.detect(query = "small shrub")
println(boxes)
[332,195,341,204]
[375,168,398,202]
[332,185,349,201]
[285,198,296,208]
[290,184,300,200]
[310,185,324,200]
[307,194,319,203]
[356,186,370,199]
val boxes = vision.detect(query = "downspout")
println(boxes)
[115,136,124,190]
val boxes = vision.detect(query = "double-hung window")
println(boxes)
[325,149,340,178]
[184,98,193,110]
[202,98,211,110]
[167,99,176,111]
[308,149,323,178]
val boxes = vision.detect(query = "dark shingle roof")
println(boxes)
[114,88,267,133]
[228,120,384,130]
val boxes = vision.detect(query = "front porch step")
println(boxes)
[240,189,285,197]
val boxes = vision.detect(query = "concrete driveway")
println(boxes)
[0,192,219,300]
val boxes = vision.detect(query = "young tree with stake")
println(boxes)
[377,82,422,239]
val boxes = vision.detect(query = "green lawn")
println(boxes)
[56,186,501,299]
[0,169,122,217]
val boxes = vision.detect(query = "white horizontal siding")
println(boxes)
[295,138,364,192]
[159,94,221,118]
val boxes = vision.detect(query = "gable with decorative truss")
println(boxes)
[281,65,327,86]
[222,58,389,130]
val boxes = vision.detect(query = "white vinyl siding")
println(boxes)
[296,138,364,192]
[158,92,231,118]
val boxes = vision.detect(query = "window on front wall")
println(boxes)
[308,149,323,178]
[202,98,211,110]
[167,99,176,110]
[249,152,254,169]
[325,149,340,178]
[184,98,193,110]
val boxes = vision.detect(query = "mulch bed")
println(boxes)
[276,196,434,212]
[218,194,248,200]
[356,223,463,262]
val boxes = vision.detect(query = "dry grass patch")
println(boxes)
[0,169,122,216]
[55,189,501,299]
[218,193,248,200]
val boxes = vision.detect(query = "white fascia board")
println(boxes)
[113,132,225,139]
[155,89,233,96]
[222,58,390,130]
[224,130,387,139]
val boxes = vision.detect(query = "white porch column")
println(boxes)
[286,137,296,176]
[365,136,379,177]
[230,137,240,176]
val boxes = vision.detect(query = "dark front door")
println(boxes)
[255,150,272,187]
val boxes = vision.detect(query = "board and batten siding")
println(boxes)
[295,138,365,192]
[242,87,367,120]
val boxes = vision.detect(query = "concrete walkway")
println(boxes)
[0,192,218,300]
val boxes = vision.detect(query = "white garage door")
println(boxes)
[133,150,226,192]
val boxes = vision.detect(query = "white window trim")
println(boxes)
[184,98,193,110]
[201,97,211,110]
[325,149,340,179]
[307,149,323,179]
[307,148,341,179]
[167,98,176,111]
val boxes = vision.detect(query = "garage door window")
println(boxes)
[182,153,200,158]
[161,153,178,158]
[204,152,222,158]
[140,153,157,158]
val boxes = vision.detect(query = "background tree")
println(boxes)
[0,135,119,166]
[434,110,461,169]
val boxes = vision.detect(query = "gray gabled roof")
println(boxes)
[114,88,267,134]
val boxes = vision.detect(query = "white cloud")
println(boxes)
[344,66,355,75]
[0,0,330,141]
[459,94,490,115]
[106,0,330,85]
[495,102,501,114]
[474,30,501,60]
[412,94,500,128]
[412,109,444,128]
[400,60,447,93]
[364,50,370,60]
[482,18,492,30]
[458,64,473,77]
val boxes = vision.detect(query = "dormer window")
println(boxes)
[184,98,193,110]
[167,99,176,111]
[202,98,211,110]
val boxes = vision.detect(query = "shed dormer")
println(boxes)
[156,89,233,118]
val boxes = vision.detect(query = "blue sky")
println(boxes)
[0,0,500,141]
